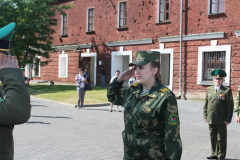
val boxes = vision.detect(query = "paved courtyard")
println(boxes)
[14,97,240,160]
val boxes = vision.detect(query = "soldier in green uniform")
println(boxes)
[234,85,240,124]
[107,51,182,160]
[0,22,31,160]
[203,69,234,160]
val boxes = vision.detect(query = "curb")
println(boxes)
[30,96,110,107]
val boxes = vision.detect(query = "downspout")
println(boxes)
[179,0,183,98]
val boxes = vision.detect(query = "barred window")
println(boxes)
[203,52,226,81]
[119,2,127,28]
[88,9,94,31]
[63,15,67,35]
[159,0,169,22]
[211,0,224,14]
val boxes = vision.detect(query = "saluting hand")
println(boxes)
[0,55,18,69]
[204,119,207,122]
[117,67,135,82]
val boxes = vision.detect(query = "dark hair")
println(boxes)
[78,68,83,72]
[115,70,120,73]
[150,61,161,80]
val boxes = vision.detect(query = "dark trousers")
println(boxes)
[208,124,227,159]
[77,88,85,107]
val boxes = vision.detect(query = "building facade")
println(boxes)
[28,0,240,99]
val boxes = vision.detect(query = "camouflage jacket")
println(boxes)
[234,85,240,118]
[107,79,182,160]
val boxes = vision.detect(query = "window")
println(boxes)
[33,56,41,77]
[118,2,127,28]
[61,14,67,35]
[203,52,226,81]
[59,51,68,78]
[87,8,94,32]
[197,40,231,86]
[158,0,169,22]
[210,0,224,14]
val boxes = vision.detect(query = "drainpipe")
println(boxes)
[179,0,183,98]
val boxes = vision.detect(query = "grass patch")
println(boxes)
[27,84,108,105]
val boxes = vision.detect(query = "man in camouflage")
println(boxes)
[203,69,234,160]
[234,85,240,124]
[107,51,182,160]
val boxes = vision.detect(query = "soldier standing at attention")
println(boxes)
[0,22,31,160]
[234,85,240,124]
[203,69,234,160]
[107,51,182,160]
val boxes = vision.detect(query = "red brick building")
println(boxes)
[26,0,240,99]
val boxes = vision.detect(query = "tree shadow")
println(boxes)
[25,121,50,124]
[31,115,72,119]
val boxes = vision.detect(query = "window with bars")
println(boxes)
[210,0,224,14]
[88,9,94,31]
[62,15,67,35]
[203,52,226,81]
[159,0,169,22]
[119,2,127,28]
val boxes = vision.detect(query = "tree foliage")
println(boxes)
[0,0,74,68]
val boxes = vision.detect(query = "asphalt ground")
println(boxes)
[13,97,240,160]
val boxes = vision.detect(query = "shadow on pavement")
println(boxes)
[83,108,123,112]
[31,105,48,107]
[25,121,50,124]
[31,115,72,119]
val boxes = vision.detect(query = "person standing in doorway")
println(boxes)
[75,68,86,109]
[101,66,106,87]
[203,69,234,160]
[109,70,121,112]
[84,68,90,83]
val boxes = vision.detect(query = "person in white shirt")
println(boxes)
[128,74,137,87]
[75,68,86,109]
[109,70,120,112]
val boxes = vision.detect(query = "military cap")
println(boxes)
[20,68,25,71]
[0,22,16,55]
[211,69,227,79]
[129,50,160,67]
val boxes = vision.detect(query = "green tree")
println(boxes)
[0,0,74,68]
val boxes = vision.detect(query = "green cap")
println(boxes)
[211,69,226,79]
[0,22,16,55]
[129,50,160,67]
[20,68,25,71]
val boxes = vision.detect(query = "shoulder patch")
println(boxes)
[132,82,139,87]
[169,113,178,125]
[161,88,169,93]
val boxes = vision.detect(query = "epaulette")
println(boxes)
[159,87,173,97]
[207,86,213,89]
[132,82,139,87]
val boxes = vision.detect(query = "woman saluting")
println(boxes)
[107,51,182,160]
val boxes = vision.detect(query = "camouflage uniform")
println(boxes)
[234,85,240,118]
[107,79,182,160]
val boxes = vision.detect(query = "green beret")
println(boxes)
[129,51,160,67]
[20,68,25,71]
[211,69,226,79]
[0,22,16,55]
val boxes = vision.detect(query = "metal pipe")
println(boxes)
[179,0,183,98]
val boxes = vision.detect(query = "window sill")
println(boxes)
[32,76,41,78]
[60,35,68,38]
[208,12,226,18]
[86,31,96,34]
[197,81,229,86]
[117,27,128,31]
[155,21,171,25]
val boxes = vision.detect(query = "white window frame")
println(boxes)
[117,1,127,28]
[61,14,67,35]
[197,40,231,86]
[157,0,169,23]
[86,8,94,32]
[208,0,224,15]
[32,56,41,77]
[59,51,68,78]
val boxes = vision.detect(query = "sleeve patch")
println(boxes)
[132,83,138,87]
[230,95,233,100]
[169,113,178,125]
[161,88,169,93]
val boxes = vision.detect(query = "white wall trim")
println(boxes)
[81,49,97,86]
[53,44,92,51]
[107,38,153,47]
[208,0,211,15]
[111,47,132,78]
[157,0,160,23]
[86,9,89,32]
[197,40,231,86]
[117,2,120,28]
[61,15,63,35]
[158,32,225,42]
[151,44,174,91]
[58,51,68,78]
